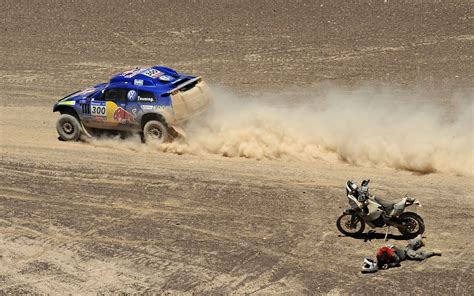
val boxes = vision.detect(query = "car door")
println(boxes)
[87,87,132,129]
[105,87,139,128]
[123,88,142,128]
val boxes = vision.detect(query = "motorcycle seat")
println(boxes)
[373,197,402,212]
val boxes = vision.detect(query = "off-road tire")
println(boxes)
[143,120,169,144]
[397,212,425,239]
[336,213,366,237]
[56,114,82,141]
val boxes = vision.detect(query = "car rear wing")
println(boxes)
[161,77,202,97]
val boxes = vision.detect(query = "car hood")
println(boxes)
[57,83,107,103]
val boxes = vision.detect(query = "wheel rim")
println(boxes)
[340,215,363,233]
[401,217,419,234]
[148,127,163,140]
[62,122,74,135]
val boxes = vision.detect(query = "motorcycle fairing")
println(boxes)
[365,199,383,221]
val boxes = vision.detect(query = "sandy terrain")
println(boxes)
[0,0,473,294]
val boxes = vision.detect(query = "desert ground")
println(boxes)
[0,0,473,294]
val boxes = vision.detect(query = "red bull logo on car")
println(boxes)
[103,101,136,124]
[113,107,135,123]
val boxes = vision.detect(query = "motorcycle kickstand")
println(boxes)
[384,226,390,241]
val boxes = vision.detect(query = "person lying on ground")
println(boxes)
[362,235,441,273]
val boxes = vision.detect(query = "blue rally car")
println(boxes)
[53,66,210,142]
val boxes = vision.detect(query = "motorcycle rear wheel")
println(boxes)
[336,213,365,237]
[397,212,425,239]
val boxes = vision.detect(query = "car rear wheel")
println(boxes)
[143,120,169,144]
[56,114,81,141]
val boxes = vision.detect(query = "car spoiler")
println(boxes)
[161,77,202,97]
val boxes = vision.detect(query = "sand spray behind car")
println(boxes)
[85,86,473,176]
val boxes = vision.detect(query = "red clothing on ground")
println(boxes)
[377,246,395,258]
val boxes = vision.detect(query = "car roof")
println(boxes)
[109,66,181,87]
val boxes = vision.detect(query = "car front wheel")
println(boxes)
[56,114,82,141]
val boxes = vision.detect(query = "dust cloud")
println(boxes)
[87,86,474,176]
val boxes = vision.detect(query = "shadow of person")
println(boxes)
[337,230,407,242]
[363,231,407,242]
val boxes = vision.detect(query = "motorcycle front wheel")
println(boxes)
[336,213,366,237]
[397,212,425,239]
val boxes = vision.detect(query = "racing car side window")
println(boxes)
[95,91,105,101]
[104,88,128,102]
[137,90,155,103]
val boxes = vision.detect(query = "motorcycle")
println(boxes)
[336,179,425,239]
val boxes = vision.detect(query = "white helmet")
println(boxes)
[361,257,377,273]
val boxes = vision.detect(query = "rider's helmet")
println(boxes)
[361,257,377,273]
